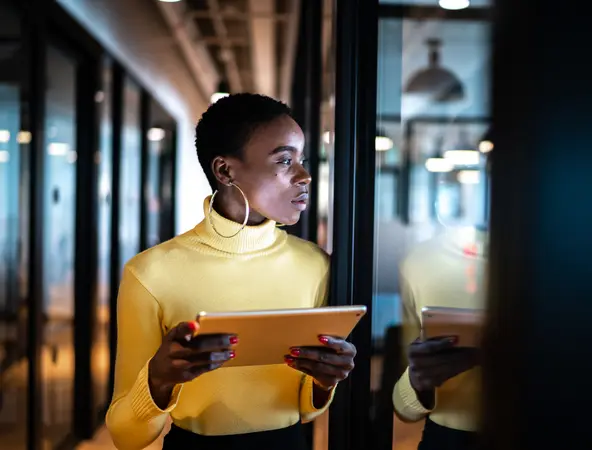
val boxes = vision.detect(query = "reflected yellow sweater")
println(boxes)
[393,227,487,432]
[106,197,333,450]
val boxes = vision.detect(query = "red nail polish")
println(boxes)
[290,348,301,357]
[230,336,239,345]
[319,336,329,345]
[188,321,198,333]
[285,356,295,365]
[229,351,236,359]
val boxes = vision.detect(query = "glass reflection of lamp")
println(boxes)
[404,39,464,103]
[444,131,480,166]
[375,129,394,152]
[211,80,230,104]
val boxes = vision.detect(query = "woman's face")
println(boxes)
[217,115,310,226]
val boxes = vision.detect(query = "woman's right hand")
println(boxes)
[407,337,479,409]
[148,321,237,409]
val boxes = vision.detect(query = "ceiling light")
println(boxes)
[457,170,480,184]
[375,136,394,152]
[0,130,10,143]
[17,131,32,144]
[425,157,454,172]
[211,80,230,104]
[439,0,471,10]
[158,0,182,2]
[404,39,464,103]
[444,150,480,166]
[48,142,70,156]
[147,128,166,142]
[479,140,494,153]
[0,150,9,163]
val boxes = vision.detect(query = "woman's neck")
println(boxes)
[214,190,266,226]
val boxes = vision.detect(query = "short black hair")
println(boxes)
[195,93,293,190]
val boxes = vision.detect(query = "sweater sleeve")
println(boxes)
[392,272,433,422]
[105,266,183,450]
[299,256,335,422]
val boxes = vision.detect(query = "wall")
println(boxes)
[58,0,212,233]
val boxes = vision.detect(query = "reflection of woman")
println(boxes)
[393,228,486,450]
[106,94,357,450]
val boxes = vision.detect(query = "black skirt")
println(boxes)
[162,422,309,450]
[418,417,479,450]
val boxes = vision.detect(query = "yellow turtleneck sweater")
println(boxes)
[106,197,333,450]
[393,227,488,432]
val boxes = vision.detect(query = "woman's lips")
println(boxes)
[291,193,309,210]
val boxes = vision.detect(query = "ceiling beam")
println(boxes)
[248,0,276,97]
[279,0,300,104]
[155,0,219,100]
[207,0,244,93]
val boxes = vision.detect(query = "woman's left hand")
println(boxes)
[285,336,356,389]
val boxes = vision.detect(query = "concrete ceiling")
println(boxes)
[156,0,300,103]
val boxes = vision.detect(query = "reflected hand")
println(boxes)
[407,337,479,408]
[285,336,356,389]
[148,321,236,408]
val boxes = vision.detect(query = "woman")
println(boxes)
[106,93,357,450]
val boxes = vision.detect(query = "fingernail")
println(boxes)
[285,356,295,365]
[449,337,458,344]
[230,336,239,345]
[184,334,191,342]
[319,336,329,345]
[188,321,199,337]
[229,351,236,359]
[290,348,301,357]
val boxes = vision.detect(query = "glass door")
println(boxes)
[94,57,113,420]
[0,3,28,448]
[42,42,78,448]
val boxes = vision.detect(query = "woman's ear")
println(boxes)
[211,156,233,186]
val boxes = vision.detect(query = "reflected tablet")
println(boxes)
[196,305,367,368]
[421,306,484,348]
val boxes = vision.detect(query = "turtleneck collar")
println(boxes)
[192,196,283,255]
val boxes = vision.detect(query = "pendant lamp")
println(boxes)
[404,39,464,103]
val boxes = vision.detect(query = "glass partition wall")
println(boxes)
[325,1,492,449]
[0,3,178,447]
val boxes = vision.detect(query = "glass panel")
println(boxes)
[93,58,112,417]
[119,77,141,272]
[0,4,27,447]
[42,44,77,447]
[373,11,492,449]
[145,101,175,248]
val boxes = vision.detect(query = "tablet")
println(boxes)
[196,305,366,367]
[421,306,484,348]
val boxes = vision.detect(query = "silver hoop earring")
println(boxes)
[208,182,250,238]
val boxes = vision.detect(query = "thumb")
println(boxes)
[168,320,200,343]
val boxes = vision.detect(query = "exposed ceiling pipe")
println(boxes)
[155,0,220,101]
[279,0,300,104]
[207,0,243,93]
[247,0,276,97]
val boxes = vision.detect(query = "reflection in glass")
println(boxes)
[94,59,112,417]
[119,78,141,272]
[42,44,77,447]
[0,6,28,446]
[374,14,491,450]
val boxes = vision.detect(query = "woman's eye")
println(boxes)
[301,158,309,167]
[279,158,292,166]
